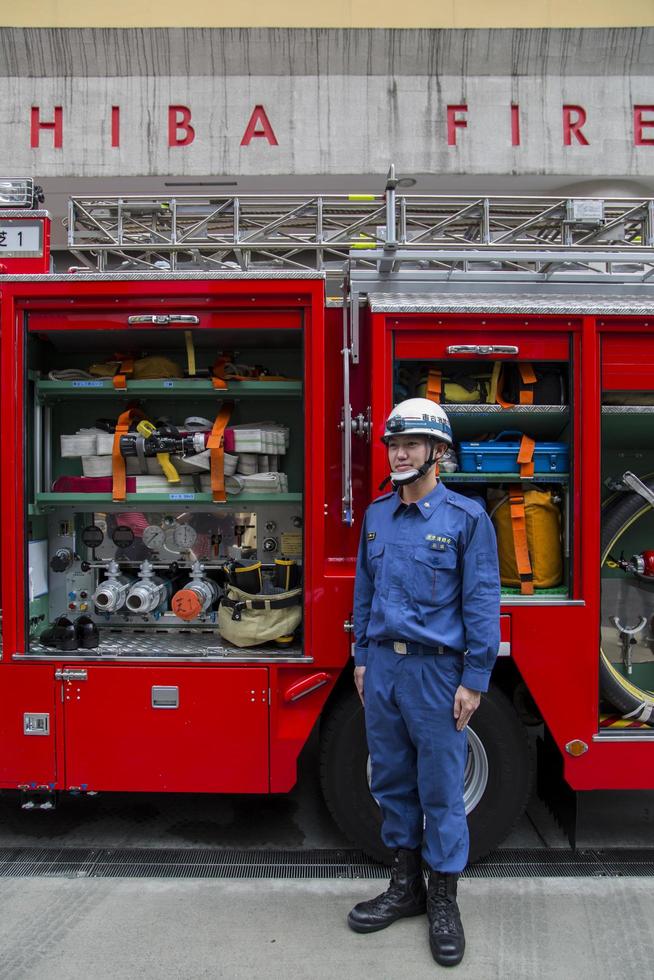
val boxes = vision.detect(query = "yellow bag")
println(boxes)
[418,364,502,405]
[89,356,183,380]
[491,488,562,589]
[218,585,302,647]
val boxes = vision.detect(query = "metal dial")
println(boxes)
[143,525,166,551]
[172,524,197,550]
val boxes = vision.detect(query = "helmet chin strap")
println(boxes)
[378,444,438,492]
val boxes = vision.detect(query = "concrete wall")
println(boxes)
[3,28,654,180]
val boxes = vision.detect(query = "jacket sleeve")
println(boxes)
[353,513,374,667]
[460,510,501,692]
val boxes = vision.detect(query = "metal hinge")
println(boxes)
[351,409,371,441]
[127,314,200,325]
[55,669,88,682]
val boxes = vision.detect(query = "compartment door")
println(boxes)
[602,334,654,391]
[62,666,269,793]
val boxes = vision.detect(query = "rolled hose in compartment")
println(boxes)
[600,478,654,724]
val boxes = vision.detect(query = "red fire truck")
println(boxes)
[1,174,653,860]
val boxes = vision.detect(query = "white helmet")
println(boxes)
[380,398,453,488]
[382,398,453,446]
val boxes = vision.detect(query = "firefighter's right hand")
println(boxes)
[354,666,366,706]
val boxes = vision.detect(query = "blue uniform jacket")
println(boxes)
[353,480,501,691]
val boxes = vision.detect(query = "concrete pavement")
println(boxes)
[0,876,653,980]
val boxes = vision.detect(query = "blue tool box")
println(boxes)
[457,430,569,474]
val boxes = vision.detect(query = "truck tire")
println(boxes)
[600,480,654,721]
[320,683,532,865]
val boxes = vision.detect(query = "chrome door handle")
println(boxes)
[127,314,200,325]
[446,345,519,355]
[55,669,88,681]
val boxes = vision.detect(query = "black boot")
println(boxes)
[347,848,426,933]
[40,616,77,651]
[427,872,465,967]
[75,615,99,650]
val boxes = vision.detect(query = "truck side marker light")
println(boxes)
[565,740,588,757]
[284,673,330,703]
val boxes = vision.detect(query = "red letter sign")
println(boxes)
[168,105,195,147]
[111,106,120,147]
[447,105,468,146]
[511,104,521,146]
[563,105,589,146]
[30,106,63,148]
[634,105,654,146]
[241,106,279,146]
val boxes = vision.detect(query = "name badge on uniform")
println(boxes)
[367,531,377,540]
[425,533,453,551]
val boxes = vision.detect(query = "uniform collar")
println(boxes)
[392,479,446,519]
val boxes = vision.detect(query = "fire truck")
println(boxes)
[0,172,653,861]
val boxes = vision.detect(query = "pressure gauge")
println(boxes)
[82,525,104,548]
[112,525,135,549]
[143,525,166,551]
[172,524,197,550]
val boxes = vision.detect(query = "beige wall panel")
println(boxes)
[8,1,654,29]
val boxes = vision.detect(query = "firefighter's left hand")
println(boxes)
[453,685,481,731]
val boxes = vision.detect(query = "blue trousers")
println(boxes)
[364,641,469,873]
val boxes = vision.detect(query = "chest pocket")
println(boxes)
[368,541,387,593]
[412,545,459,607]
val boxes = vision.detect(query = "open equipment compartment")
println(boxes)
[390,324,574,600]
[599,328,654,725]
[25,310,306,662]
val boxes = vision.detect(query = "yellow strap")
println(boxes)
[185,331,196,377]
[508,486,534,595]
[517,434,535,479]
[207,402,233,502]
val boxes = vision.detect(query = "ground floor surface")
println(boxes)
[1,876,653,980]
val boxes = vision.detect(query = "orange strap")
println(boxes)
[508,486,534,595]
[517,434,535,479]
[425,369,442,404]
[112,358,134,390]
[518,363,537,405]
[112,406,143,501]
[211,356,229,390]
[207,402,233,503]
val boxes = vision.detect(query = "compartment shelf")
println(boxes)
[36,379,302,400]
[441,473,569,484]
[445,405,568,415]
[443,405,570,439]
[32,492,302,512]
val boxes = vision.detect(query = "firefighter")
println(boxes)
[348,398,501,967]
